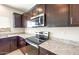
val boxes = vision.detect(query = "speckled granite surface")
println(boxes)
[8,34,33,39]
[39,38,79,55]
[0,33,34,39]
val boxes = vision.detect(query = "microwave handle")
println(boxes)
[39,17,41,24]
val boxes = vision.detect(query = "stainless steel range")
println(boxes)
[25,32,49,48]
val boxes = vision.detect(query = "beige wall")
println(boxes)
[0,4,25,33]
[25,27,79,42]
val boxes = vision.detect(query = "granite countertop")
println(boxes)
[7,33,34,39]
[0,32,34,39]
[39,38,79,55]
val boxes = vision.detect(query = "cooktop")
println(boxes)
[25,32,49,48]
[26,36,47,45]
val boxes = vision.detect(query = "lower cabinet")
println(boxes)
[0,38,11,54]
[39,47,56,55]
[17,36,27,55]
[0,36,27,55]
[10,36,18,51]
[17,36,27,48]
[0,36,18,55]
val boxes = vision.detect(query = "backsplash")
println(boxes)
[11,28,25,33]
[25,27,79,42]
[0,28,11,32]
[0,28,25,35]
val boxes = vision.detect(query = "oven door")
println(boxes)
[25,38,39,48]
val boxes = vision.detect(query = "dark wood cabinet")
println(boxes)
[23,4,79,27]
[70,4,79,26]
[32,4,45,16]
[0,36,18,55]
[23,4,45,20]
[37,4,45,14]
[23,4,46,28]
[0,38,11,54]
[46,4,69,27]
[0,36,27,55]
[0,36,17,54]
[26,11,33,20]
[13,13,24,28]
[10,36,18,51]
[39,47,56,55]
[23,4,69,27]
[17,36,27,55]
[17,36,26,48]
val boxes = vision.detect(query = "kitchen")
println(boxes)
[0,4,79,55]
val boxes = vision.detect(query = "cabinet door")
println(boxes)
[32,4,45,16]
[46,4,69,27]
[10,36,17,51]
[17,36,26,48]
[70,4,79,26]
[38,4,45,14]
[0,38,11,55]
[13,13,23,28]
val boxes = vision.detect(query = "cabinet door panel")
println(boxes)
[0,36,18,55]
[32,4,45,16]
[46,4,69,27]
[13,13,23,27]
[70,4,79,26]
[10,37,17,51]
[0,38,11,54]
[17,36,26,48]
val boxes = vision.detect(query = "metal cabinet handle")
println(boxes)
[70,17,73,24]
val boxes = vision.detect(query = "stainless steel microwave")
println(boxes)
[27,13,46,28]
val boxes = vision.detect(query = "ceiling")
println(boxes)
[5,4,36,12]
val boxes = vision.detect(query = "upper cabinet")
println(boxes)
[23,4,79,27]
[46,4,69,27]
[70,4,79,26]
[46,4,79,27]
[32,4,45,16]
[23,4,45,21]
[13,13,24,28]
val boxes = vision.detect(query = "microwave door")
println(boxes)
[40,16,44,24]
[40,16,44,26]
[35,17,39,27]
